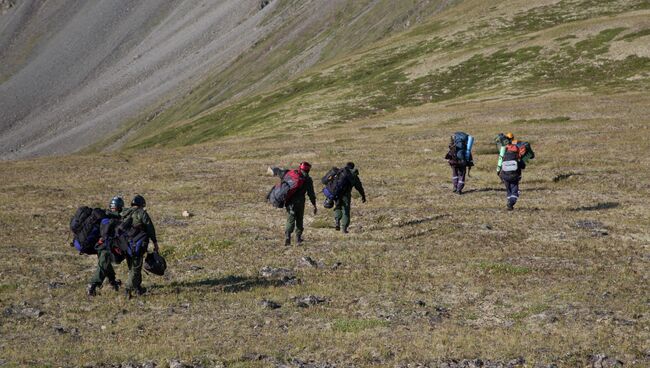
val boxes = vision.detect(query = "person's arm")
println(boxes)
[353,174,366,203]
[306,177,317,214]
[142,211,159,252]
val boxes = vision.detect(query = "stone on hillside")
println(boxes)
[331,261,342,270]
[298,256,319,268]
[260,266,295,278]
[21,307,43,318]
[590,354,623,368]
[182,210,193,218]
[169,359,188,368]
[260,299,281,309]
[293,295,326,308]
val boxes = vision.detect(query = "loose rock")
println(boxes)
[260,266,295,278]
[260,299,281,309]
[293,295,327,308]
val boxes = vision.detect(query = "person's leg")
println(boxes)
[295,203,305,244]
[88,248,116,295]
[340,195,351,233]
[457,166,466,193]
[452,167,459,192]
[285,205,295,245]
[334,200,343,230]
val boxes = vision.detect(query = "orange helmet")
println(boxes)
[505,132,514,140]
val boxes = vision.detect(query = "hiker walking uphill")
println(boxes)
[86,196,124,296]
[496,133,535,210]
[268,162,317,246]
[119,195,159,298]
[445,132,474,195]
[321,162,366,233]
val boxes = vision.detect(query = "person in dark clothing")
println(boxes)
[87,196,124,296]
[270,162,317,246]
[445,138,473,194]
[497,135,525,210]
[120,194,159,297]
[331,162,366,233]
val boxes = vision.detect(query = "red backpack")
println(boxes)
[283,170,305,201]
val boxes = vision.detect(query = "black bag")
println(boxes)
[322,167,352,201]
[70,206,105,254]
[144,252,167,276]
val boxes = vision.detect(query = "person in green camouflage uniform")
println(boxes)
[120,194,159,298]
[270,162,317,246]
[86,196,124,296]
[333,162,366,233]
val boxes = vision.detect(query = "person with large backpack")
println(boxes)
[497,133,526,210]
[86,196,124,296]
[445,132,474,195]
[119,194,160,298]
[269,162,317,246]
[321,162,366,233]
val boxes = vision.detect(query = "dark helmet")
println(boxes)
[109,196,124,212]
[345,162,355,170]
[131,194,146,207]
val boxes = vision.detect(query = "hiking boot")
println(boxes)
[507,203,514,211]
[335,220,341,231]
[86,284,97,297]
[457,189,463,195]
[109,279,122,292]
[135,286,147,296]
[284,237,291,246]
[453,188,458,193]
[342,227,349,234]
[296,234,304,245]
[125,288,132,299]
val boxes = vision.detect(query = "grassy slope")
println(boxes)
[124,0,650,149]
[1,0,650,366]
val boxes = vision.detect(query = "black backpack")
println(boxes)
[70,206,106,254]
[322,167,353,201]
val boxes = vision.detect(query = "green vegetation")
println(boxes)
[478,262,531,276]
[619,28,650,41]
[512,117,571,124]
[332,318,390,333]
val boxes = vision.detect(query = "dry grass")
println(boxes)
[1,90,649,367]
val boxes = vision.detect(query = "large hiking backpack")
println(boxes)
[268,169,305,208]
[116,215,150,257]
[100,217,125,264]
[69,206,106,254]
[500,144,522,176]
[322,167,353,201]
[516,141,535,163]
[452,132,474,164]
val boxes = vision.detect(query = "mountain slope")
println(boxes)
[0,0,455,159]
[127,0,650,149]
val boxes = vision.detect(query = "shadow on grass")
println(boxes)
[152,275,295,294]
[570,202,619,211]
[463,186,550,194]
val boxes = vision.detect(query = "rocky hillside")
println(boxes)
[0,0,454,159]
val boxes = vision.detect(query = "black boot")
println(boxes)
[335,219,340,231]
[296,234,304,245]
[135,286,147,296]
[86,284,97,297]
[342,227,349,234]
[109,279,121,292]
[284,233,291,246]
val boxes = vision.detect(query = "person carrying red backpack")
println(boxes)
[496,133,526,210]
[269,162,317,245]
